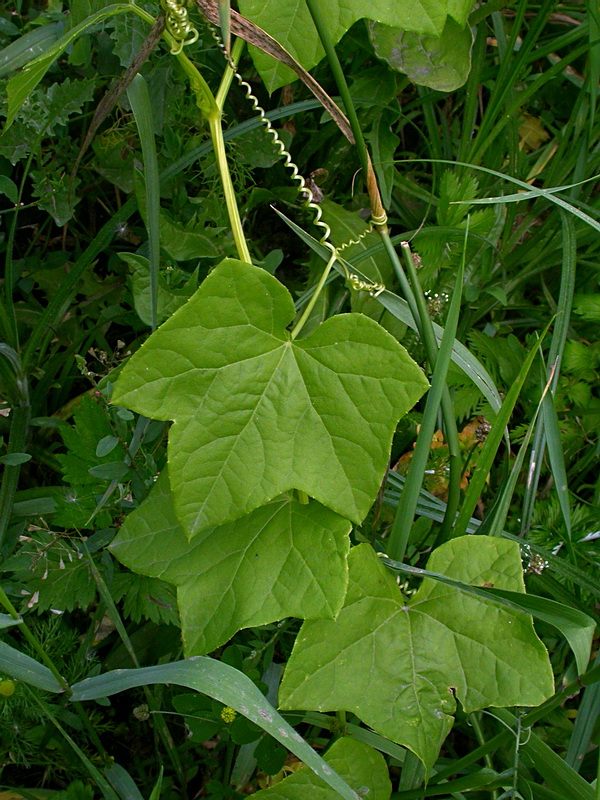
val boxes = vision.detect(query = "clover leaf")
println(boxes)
[112,259,428,537]
[279,538,554,770]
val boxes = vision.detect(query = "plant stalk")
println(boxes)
[382,237,462,546]
[290,249,338,339]
[304,0,385,221]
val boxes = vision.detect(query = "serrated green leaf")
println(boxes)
[5,4,130,129]
[58,395,126,486]
[3,531,99,613]
[112,259,428,536]
[279,539,554,770]
[238,0,449,92]
[370,17,474,92]
[110,471,351,654]
[253,737,391,800]
[110,571,180,628]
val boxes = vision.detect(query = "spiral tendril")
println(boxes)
[208,23,386,297]
[162,0,199,54]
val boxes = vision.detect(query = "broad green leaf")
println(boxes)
[110,471,351,654]
[370,17,474,92]
[279,538,553,770]
[253,737,391,800]
[69,659,359,800]
[112,259,428,536]
[238,0,449,92]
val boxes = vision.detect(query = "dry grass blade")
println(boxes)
[196,0,354,144]
[69,13,166,193]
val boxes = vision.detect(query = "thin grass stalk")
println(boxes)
[521,212,576,535]
[303,0,369,188]
[0,343,29,553]
[26,688,120,800]
[82,540,187,793]
[127,73,160,331]
[451,321,552,540]
[400,242,462,542]
[387,251,464,562]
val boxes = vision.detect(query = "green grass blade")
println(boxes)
[541,388,572,539]
[0,640,63,692]
[485,370,554,539]
[0,22,61,77]
[383,558,594,675]
[522,212,576,535]
[451,322,552,539]
[70,660,359,800]
[386,240,465,562]
[127,74,160,331]
[566,651,600,772]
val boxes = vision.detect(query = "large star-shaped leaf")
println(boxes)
[279,539,554,770]
[112,259,427,538]
[110,471,351,655]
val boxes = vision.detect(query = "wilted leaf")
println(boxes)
[370,17,474,92]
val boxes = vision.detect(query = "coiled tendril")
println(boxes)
[162,0,199,54]
[208,23,386,298]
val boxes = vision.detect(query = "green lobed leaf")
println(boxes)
[370,17,474,92]
[253,737,391,800]
[112,259,428,536]
[110,471,351,654]
[238,0,450,92]
[279,538,554,770]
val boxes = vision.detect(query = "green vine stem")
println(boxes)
[131,2,251,263]
[304,0,386,224]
